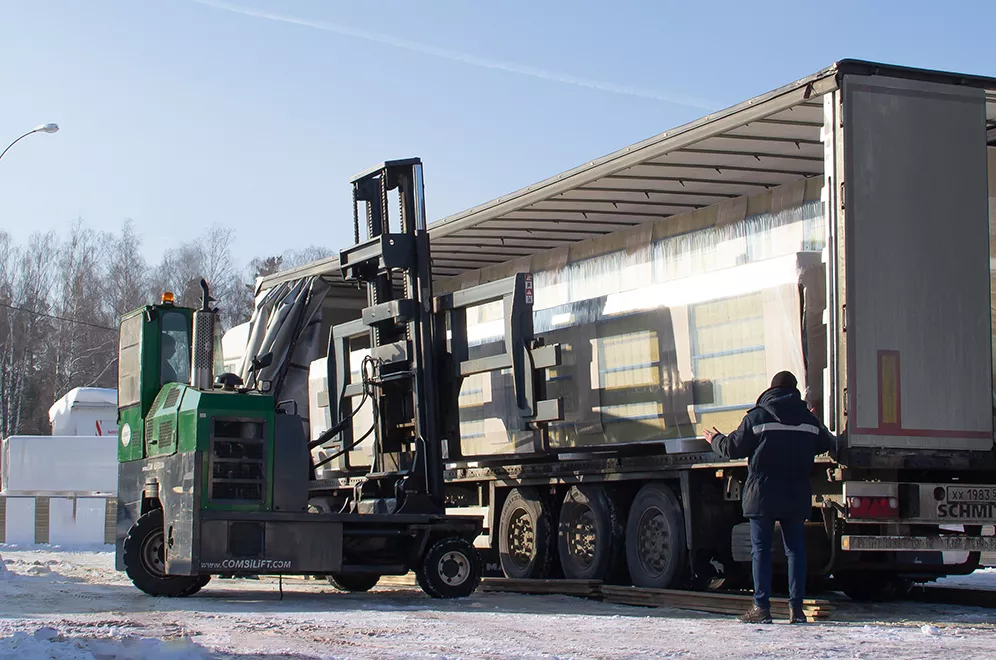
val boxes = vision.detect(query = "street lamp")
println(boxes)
[0,123,60,162]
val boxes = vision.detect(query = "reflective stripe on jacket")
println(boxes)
[710,387,836,520]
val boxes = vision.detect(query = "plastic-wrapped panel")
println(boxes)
[2,436,117,495]
[456,200,826,459]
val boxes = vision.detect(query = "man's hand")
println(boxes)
[702,427,722,443]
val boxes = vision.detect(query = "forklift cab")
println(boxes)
[116,294,194,461]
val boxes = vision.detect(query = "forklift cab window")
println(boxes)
[160,311,191,385]
[118,314,143,408]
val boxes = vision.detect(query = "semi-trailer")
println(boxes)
[231,60,996,601]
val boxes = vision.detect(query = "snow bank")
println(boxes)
[0,628,210,660]
[935,567,996,590]
[0,543,112,552]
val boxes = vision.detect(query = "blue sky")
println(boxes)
[1,0,992,264]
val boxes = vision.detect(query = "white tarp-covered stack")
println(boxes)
[1,435,117,546]
[2,436,117,495]
[47,387,118,437]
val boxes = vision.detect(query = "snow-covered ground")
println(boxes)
[0,547,993,659]
[935,567,996,590]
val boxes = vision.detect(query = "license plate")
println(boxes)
[947,486,996,503]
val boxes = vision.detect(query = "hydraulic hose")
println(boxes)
[310,355,382,471]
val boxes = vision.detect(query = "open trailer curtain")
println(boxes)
[239,276,331,425]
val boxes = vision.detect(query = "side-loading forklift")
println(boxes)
[115,159,486,598]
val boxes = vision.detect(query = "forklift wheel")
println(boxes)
[123,509,206,597]
[179,575,212,597]
[327,573,381,592]
[415,537,482,599]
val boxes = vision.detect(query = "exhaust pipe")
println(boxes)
[191,279,216,390]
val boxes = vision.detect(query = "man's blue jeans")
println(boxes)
[749,517,806,609]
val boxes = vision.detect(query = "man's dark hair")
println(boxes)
[770,371,797,390]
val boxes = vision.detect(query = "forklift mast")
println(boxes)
[335,159,445,513]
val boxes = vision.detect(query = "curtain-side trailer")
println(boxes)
[235,60,996,601]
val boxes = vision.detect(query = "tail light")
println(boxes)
[846,496,899,519]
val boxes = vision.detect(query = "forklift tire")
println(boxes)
[416,537,482,599]
[498,487,554,579]
[327,573,381,592]
[178,575,212,597]
[122,508,205,598]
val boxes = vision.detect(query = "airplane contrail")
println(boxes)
[186,0,719,110]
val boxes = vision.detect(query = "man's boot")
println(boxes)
[789,605,807,624]
[739,604,772,624]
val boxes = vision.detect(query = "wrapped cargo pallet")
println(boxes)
[1,435,117,546]
[451,178,827,460]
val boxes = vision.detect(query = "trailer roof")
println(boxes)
[260,59,996,294]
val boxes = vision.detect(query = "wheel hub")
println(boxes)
[567,506,597,568]
[507,508,535,569]
[141,530,167,577]
[437,550,470,586]
[637,506,669,576]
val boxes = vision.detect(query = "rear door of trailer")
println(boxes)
[826,72,994,472]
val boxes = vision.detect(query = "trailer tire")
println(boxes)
[416,537,482,599]
[557,485,625,581]
[123,509,205,597]
[498,488,554,579]
[835,572,912,602]
[327,573,381,592]
[625,482,688,589]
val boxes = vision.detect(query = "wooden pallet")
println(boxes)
[378,574,417,588]
[480,578,603,598]
[599,586,833,621]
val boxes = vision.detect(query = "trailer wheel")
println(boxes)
[416,537,482,599]
[327,573,381,592]
[122,508,205,597]
[835,572,912,602]
[557,485,625,581]
[498,488,554,579]
[625,482,688,589]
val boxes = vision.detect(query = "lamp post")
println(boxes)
[0,123,60,163]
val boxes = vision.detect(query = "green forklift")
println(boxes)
[114,159,483,598]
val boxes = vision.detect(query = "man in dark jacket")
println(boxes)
[703,371,836,624]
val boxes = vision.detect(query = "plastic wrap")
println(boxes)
[3,497,35,544]
[456,201,827,458]
[2,436,117,495]
[48,497,107,545]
